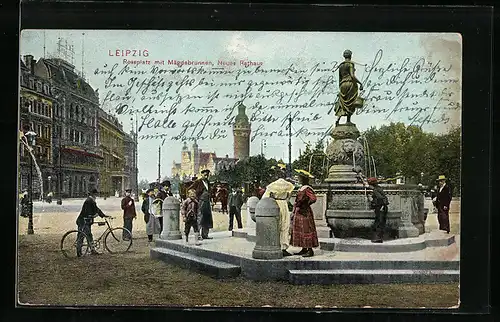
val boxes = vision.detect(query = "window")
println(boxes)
[37,124,42,138]
[36,82,42,92]
[29,79,34,89]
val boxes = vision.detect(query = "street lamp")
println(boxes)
[24,130,37,235]
[260,139,267,156]
[420,172,424,184]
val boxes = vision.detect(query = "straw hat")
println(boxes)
[295,169,314,178]
[436,175,446,181]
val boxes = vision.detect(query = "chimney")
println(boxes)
[24,55,35,74]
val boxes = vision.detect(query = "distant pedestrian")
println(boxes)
[76,188,110,256]
[290,169,319,257]
[367,177,389,243]
[141,188,161,242]
[181,189,201,245]
[434,175,452,233]
[120,188,136,241]
[228,187,244,231]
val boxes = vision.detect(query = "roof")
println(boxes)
[234,102,249,126]
[20,59,28,71]
[41,58,97,100]
[199,152,216,165]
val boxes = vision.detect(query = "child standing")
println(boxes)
[181,189,201,245]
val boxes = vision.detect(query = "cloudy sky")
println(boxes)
[20,30,462,182]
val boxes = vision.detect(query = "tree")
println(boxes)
[212,155,279,187]
[293,140,328,181]
[138,179,149,190]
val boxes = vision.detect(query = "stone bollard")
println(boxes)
[252,197,283,259]
[247,196,260,225]
[160,196,182,240]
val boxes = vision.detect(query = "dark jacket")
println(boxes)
[189,179,210,201]
[121,196,137,219]
[141,197,153,223]
[76,197,106,225]
[156,189,173,200]
[436,184,452,210]
[370,185,389,209]
[228,192,244,209]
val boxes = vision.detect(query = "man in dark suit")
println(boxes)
[76,188,110,256]
[434,175,452,233]
[188,169,213,239]
[121,188,136,241]
[228,187,244,231]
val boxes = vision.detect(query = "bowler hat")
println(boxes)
[89,188,98,195]
[201,169,210,175]
[436,175,446,181]
[146,188,154,194]
[161,180,171,187]
[125,188,132,192]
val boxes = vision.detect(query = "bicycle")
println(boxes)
[60,216,133,258]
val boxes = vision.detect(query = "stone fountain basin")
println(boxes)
[326,209,402,238]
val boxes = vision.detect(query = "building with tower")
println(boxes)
[233,102,251,160]
[171,141,238,180]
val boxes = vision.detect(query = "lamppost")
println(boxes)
[24,129,37,235]
[260,139,267,156]
[420,172,424,184]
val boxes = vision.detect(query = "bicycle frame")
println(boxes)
[92,217,117,248]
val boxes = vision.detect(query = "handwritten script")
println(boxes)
[94,48,461,145]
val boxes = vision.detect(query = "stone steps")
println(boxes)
[288,269,460,285]
[150,247,241,279]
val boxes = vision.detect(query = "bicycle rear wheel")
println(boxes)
[104,227,133,253]
[61,230,90,258]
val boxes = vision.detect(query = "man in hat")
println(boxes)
[189,169,213,239]
[290,169,319,257]
[141,188,161,242]
[76,188,110,256]
[228,186,244,231]
[367,177,389,243]
[434,175,452,233]
[121,188,136,241]
[157,180,174,200]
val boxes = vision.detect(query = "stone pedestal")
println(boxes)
[160,196,182,240]
[398,194,420,238]
[247,196,260,224]
[252,197,283,260]
[325,122,364,183]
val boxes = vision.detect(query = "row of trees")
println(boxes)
[139,122,461,195]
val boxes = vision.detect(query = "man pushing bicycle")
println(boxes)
[76,188,111,257]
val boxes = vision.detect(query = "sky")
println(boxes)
[20,30,462,182]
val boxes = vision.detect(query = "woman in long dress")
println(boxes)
[290,169,319,257]
[262,167,295,256]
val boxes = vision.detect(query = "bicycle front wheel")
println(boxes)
[61,230,90,258]
[104,227,133,253]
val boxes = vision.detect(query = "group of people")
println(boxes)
[69,165,453,257]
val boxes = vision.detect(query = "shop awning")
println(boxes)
[62,146,104,160]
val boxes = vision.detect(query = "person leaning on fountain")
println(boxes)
[290,169,319,257]
[262,166,296,257]
[335,49,365,126]
[367,177,389,243]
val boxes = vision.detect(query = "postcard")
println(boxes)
[17,30,461,308]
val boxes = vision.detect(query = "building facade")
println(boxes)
[33,57,103,198]
[19,56,55,199]
[171,141,238,180]
[123,131,137,194]
[98,110,128,197]
[233,102,251,160]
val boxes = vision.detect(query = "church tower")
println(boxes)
[192,140,200,175]
[233,102,251,160]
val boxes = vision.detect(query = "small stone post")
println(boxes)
[398,193,420,238]
[252,197,283,259]
[160,196,182,240]
[247,196,260,227]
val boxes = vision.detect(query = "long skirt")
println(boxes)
[290,212,319,248]
[146,213,161,235]
[335,80,364,117]
[275,200,291,250]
